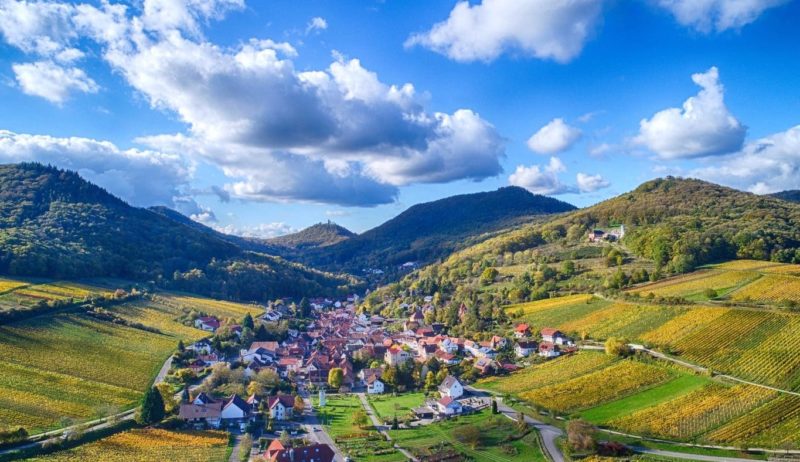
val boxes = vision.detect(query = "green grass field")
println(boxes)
[579,373,710,423]
[389,409,547,462]
[0,279,262,433]
[367,392,426,422]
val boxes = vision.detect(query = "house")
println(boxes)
[358,368,383,383]
[587,229,606,243]
[439,337,459,354]
[366,375,385,394]
[266,443,336,462]
[515,340,538,358]
[188,359,207,373]
[489,335,508,350]
[413,405,435,419]
[514,323,531,339]
[434,350,459,366]
[194,316,220,332]
[541,328,571,345]
[265,440,288,460]
[473,357,496,375]
[187,338,213,354]
[267,395,296,421]
[220,395,251,422]
[178,401,223,428]
[436,397,463,416]
[538,342,560,358]
[384,346,411,366]
[438,375,464,399]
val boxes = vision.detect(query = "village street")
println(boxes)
[300,395,346,462]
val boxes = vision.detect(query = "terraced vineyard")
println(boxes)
[0,279,113,313]
[25,429,230,462]
[0,278,261,432]
[497,260,800,448]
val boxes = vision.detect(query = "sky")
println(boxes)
[0,0,799,236]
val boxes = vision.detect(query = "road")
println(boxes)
[486,394,565,462]
[228,433,243,462]
[355,393,418,462]
[301,396,346,462]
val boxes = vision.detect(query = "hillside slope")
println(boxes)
[267,222,355,250]
[0,163,356,299]
[304,186,576,272]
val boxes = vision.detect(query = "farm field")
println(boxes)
[24,429,230,462]
[0,282,262,433]
[389,409,547,462]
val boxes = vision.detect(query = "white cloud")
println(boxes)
[527,118,582,154]
[215,222,297,239]
[0,0,77,56]
[576,172,610,192]
[690,125,800,194]
[0,129,191,207]
[508,157,576,195]
[588,142,613,157]
[635,67,746,159]
[405,0,603,63]
[12,60,98,103]
[656,0,790,32]
[0,0,506,207]
[306,16,327,34]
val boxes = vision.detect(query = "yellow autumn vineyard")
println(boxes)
[609,384,774,440]
[519,361,673,412]
[479,352,616,395]
[26,429,229,462]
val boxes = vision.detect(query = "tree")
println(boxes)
[328,368,344,389]
[299,297,311,318]
[480,267,499,286]
[177,339,185,352]
[604,337,630,357]
[294,395,306,414]
[352,410,368,429]
[424,371,437,392]
[453,424,481,449]
[138,386,165,425]
[279,429,290,446]
[567,420,596,452]
[382,366,398,391]
[242,313,254,330]
[560,260,575,277]
[491,398,498,414]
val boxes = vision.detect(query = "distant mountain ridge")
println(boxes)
[0,163,356,300]
[771,190,800,203]
[300,186,577,273]
[267,222,355,250]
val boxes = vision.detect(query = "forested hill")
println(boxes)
[0,163,357,300]
[267,222,355,250]
[302,186,577,273]
[410,177,800,282]
[771,190,800,203]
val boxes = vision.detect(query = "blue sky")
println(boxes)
[1,0,799,236]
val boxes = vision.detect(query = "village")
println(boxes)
[168,293,576,461]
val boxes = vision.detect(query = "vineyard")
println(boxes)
[629,270,757,299]
[479,352,617,395]
[0,281,263,432]
[0,279,113,312]
[25,429,229,462]
[519,360,673,412]
[609,384,774,440]
[730,274,800,304]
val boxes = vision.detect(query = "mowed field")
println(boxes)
[0,278,261,433]
[24,429,230,462]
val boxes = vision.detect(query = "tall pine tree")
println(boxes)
[138,386,165,425]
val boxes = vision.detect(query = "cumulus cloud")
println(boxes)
[508,157,576,195]
[12,60,98,103]
[405,0,603,63]
[690,125,800,194]
[0,129,191,206]
[635,67,746,159]
[0,0,506,207]
[527,118,582,154]
[215,222,297,239]
[576,172,610,192]
[306,16,327,34]
[656,0,790,32]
